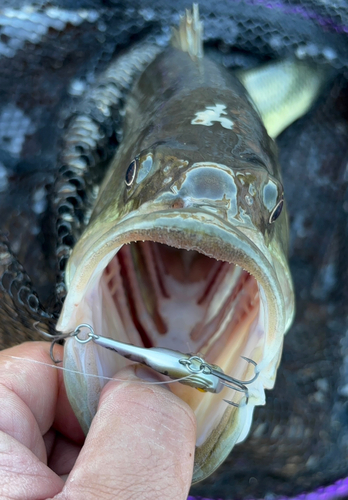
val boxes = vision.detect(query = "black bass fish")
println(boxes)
[56,6,318,482]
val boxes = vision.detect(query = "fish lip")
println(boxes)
[58,207,289,360]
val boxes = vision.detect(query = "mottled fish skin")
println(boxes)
[59,12,294,482]
[94,47,282,227]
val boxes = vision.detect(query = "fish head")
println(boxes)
[105,133,289,278]
[93,131,286,242]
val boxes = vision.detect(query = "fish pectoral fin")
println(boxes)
[238,59,331,138]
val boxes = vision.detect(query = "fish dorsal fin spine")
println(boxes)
[171,4,203,59]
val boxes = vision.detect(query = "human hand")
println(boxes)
[0,342,196,500]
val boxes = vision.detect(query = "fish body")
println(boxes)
[57,7,296,482]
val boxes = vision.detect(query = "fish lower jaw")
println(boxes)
[61,236,285,482]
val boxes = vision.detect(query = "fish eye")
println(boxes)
[269,197,284,224]
[125,159,137,187]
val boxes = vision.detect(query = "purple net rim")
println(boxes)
[188,474,348,500]
[244,0,348,34]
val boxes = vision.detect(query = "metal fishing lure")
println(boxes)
[69,323,259,407]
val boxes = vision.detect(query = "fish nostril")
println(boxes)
[171,199,185,209]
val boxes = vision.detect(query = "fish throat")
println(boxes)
[106,242,260,376]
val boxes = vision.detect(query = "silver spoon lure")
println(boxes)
[63,323,259,408]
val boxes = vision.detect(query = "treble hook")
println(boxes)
[33,321,72,363]
[209,357,259,407]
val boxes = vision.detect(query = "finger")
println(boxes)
[55,365,196,500]
[0,342,83,460]
[0,342,62,462]
[0,431,64,499]
[0,342,83,499]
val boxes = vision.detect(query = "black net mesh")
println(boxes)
[0,1,347,498]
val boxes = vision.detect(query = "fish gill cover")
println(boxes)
[0,0,347,499]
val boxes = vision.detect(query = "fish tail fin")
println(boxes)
[171,4,203,59]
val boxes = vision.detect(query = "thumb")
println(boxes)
[54,365,196,500]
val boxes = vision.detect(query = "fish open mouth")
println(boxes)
[105,241,260,405]
[58,209,293,481]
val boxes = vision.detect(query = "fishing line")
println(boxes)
[1,354,194,386]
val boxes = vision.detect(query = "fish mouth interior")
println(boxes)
[92,240,265,444]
